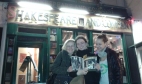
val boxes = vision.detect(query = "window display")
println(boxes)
[16,48,39,84]
[62,30,73,43]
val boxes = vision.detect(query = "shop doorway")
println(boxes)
[15,41,47,84]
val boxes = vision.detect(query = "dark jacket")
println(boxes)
[51,50,71,75]
[69,49,101,84]
[102,47,123,84]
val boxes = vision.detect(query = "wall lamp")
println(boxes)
[59,8,89,15]
[17,1,53,10]
[95,13,125,19]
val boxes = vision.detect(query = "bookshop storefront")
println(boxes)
[2,1,137,84]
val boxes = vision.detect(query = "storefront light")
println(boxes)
[95,13,125,19]
[17,1,53,10]
[59,8,89,15]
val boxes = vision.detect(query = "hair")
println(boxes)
[97,34,108,43]
[75,35,88,43]
[62,39,75,50]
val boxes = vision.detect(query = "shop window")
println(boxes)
[16,47,39,84]
[62,30,73,43]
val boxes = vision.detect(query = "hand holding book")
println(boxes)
[95,63,101,71]
[77,67,88,75]
[71,56,98,71]
[67,66,73,72]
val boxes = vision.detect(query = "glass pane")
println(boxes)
[50,49,56,55]
[136,47,142,83]
[93,33,127,83]
[62,30,73,43]
[50,29,57,34]
[50,35,57,41]
[16,47,39,84]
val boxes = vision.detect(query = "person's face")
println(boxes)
[96,39,107,51]
[66,41,75,55]
[76,39,87,50]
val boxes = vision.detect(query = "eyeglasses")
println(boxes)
[66,45,74,48]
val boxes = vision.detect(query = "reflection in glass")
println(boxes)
[62,30,73,43]
[16,47,39,84]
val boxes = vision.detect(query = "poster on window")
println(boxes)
[19,53,27,63]
[18,75,25,84]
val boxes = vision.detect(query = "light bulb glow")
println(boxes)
[95,13,125,19]
[59,8,89,15]
[17,1,53,10]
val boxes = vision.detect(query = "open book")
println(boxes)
[71,56,97,71]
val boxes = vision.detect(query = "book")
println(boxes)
[50,35,56,41]
[7,56,13,63]
[71,56,97,71]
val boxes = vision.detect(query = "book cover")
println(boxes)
[71,56,83,71]
[71,56,97,71]
[84,57,97,70]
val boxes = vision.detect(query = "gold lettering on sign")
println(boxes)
[7,7,131,33]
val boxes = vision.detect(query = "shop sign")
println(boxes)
[8,6,131,33]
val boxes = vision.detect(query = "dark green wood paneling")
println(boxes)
[7,23,18,35]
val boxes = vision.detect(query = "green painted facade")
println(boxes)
[2,23,132,84]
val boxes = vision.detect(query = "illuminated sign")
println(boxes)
[7,6,131,33]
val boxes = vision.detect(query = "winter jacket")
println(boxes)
[103,47,123,84]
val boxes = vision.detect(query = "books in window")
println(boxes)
[51,42,57,48]
[71,56,97,71]
[50,35,56,41]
